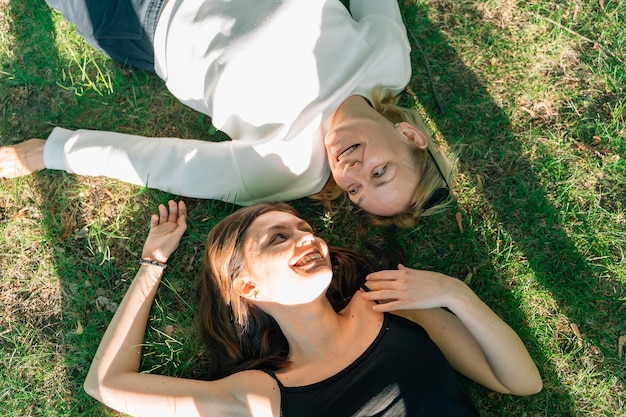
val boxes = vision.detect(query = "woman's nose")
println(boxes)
[343,160,362,178]
[296,231,314,246]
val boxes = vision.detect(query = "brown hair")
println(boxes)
[313,87,454,228]
[196,203,382,378]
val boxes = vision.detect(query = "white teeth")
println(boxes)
[296,252,322,266]
[338,145,358,161]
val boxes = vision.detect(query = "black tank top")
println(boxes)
[264,313,480,417]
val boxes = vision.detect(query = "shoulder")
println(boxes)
[196,370,281,416]
[340,288,383,321]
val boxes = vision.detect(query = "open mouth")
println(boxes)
[336,144,359,161]
[294,251,323,267]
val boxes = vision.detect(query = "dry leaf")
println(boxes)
[520,106,536,118]
[476,174,483,189]
[464,271,473,284]
[165,325,174,337]
[76,320,83,335]
[619,335,626,358]
[455,212,464,233]
[570,323,584,346]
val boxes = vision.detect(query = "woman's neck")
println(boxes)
[271,291,383,384]
[331,95,372,127]
[272,297,344,364]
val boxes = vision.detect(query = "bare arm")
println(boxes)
[0,139,45,178]
[83,201,277,416]
[361,265,542,396]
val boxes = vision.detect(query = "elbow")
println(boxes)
[521,367,543,396]
[83,372,103,402]
[83,379,97,401]
[511,382,543,396]
[493,365,543,396]
[522,377,543,396]
[83,364,111,403]
[509,373,543,396]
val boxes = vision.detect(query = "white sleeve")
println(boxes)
[43,127,328,205]
[349,0,404,24]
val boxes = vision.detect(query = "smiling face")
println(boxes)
[324,119,428,216]
[237,211,332,305]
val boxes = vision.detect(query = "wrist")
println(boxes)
[445,278,479,312]
[136,263,166,290]
[140,251,168,264]
[27,139,46,171]
[139,258,167,269]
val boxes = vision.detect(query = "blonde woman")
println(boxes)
[1,0,452,227]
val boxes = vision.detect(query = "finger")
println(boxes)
[176,208,187,231]
[176,217,188,236]
[361,289,399,302]
[178,200,187,217]
[167,200,178,223]
[158,203,168,224]
[371,300,408,313]
[366,270,400,281]
[150,213,159,228]
[362,280,397,292]
[177,201,187,224]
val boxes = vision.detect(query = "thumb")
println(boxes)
[150,213,159,228]
[398,263,407,270]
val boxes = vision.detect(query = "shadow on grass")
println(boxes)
[2,1,159,415]
[2,2,88,415]
[0,0,59,143]
[3,3,227,416]
[401,2,624,415]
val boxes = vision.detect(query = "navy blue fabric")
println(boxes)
[45,0,163,70]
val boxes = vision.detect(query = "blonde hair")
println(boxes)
[313,87,454,228]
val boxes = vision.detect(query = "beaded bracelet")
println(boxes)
[139,259,167,269]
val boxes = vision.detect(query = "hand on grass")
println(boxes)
[0,139,46,178]
[141,200,187,264]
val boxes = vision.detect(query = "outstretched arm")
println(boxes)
[6,127,326,205]
[83,201,278,416]
[361,265,542,396]
[0,139,46,178]
[84,200,189,412]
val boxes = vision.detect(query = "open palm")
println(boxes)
[141,200,188,264]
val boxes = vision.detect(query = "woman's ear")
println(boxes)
[233,277,259,300]
[396,122,428,149]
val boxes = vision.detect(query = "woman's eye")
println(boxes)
[373,166,386,177]
[270,233,286,243]
[349,185,360,195]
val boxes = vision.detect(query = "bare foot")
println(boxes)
[0,139,46,178]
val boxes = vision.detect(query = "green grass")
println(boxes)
[1,0,625,416]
